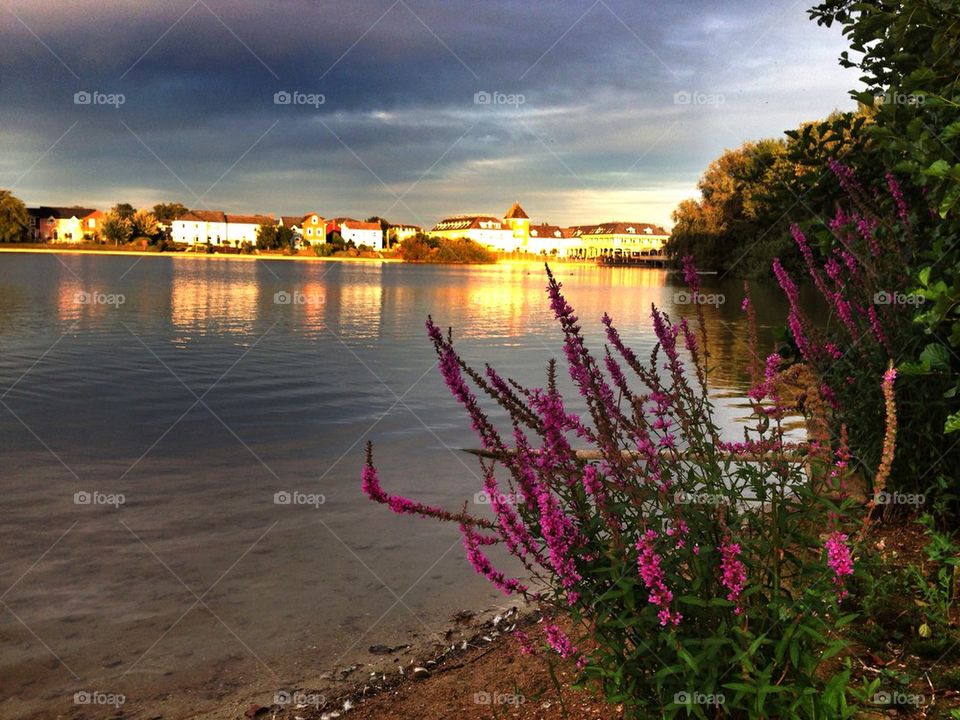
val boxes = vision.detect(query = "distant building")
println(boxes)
[503,201,530,248]
[566,222,669,259]
[170,210,273,246]
[279,216,303,236]
[430,214,517,251]
[28,206,102,243]
[527,222,577,256]
[387,223,422,247]
[340,219,383,250]
[300,213,326,243]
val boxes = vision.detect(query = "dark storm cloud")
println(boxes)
[0,0,860,226]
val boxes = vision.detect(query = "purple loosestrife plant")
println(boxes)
[363,265,887,718]
[773,160,952,512]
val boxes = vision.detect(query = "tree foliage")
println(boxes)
[151,202,187,224]
[100,211,132,245]
[0,189,29,243]
[255,223,294,250]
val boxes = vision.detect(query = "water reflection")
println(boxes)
[170,259,260,340]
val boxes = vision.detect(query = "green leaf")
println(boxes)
[919,343,951,372]
[946,411,960,434]
[926,159,951,177]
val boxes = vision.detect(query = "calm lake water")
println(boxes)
[0,253,791,718]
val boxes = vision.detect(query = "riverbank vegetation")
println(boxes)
[363,2,960,717]
[399,234,496,264]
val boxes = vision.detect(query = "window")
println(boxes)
[312,216,318,223]
[307,228,313,236]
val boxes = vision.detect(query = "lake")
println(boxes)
[0,253,791,718]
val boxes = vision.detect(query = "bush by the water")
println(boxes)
[400,235,495,264]
[364,263,897,718]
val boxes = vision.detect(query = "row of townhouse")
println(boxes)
[429,202,669,258]
[171,211,386,250]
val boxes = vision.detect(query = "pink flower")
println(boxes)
[636,530,682,626]
[543,621,581,662]
[825,532,854,602]
[719,540,747,613]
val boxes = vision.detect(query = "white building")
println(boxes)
[171,211,274,247]
[339,219,383,250]
[430,215,517,251]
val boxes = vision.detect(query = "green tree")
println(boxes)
[666,138,797,276]
[151,202,187,224]
[101,211,132,245]
[130,209,159,241]
[255,223,293,250]
[0,189,29,243]
[111,203,136,221]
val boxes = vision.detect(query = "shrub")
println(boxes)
[772,163,958,517]
[363,264,898,718]
[400,236,495,264]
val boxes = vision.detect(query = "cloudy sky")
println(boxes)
[0,0,860,229]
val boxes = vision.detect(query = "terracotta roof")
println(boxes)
[577,222,669,236]
[225,214,273,225]
[431,215,506,232]
[504,201,528,219]
[528,223,566,239]
[28,206,99,220]
[176,210,226,223]
[280,216,303,227]
[342,220,382,231]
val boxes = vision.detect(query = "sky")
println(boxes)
[0,0,862,230]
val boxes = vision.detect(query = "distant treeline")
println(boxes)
[666,109,872,278]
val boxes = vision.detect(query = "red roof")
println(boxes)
[504,201,528,219]
[342,220,381,231]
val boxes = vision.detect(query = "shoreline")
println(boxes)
[0,245,592,268]
[0,245,403,264]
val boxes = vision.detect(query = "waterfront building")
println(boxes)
[339,219,384,250]
[526,223,580,257]
[565,222,669,259]
[430,214,518,251]
[300,213,326,243]
[503,201,530,248]
[171,210,273,246]
[27,206,102,243]
[386,223,422,247]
